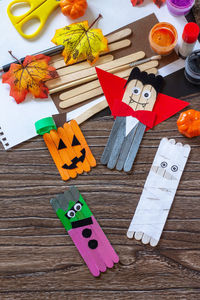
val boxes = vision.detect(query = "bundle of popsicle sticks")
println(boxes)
[46,28,160,124]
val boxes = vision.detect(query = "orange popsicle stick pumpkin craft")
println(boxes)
[35,117,96,180]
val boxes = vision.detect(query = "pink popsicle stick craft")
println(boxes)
[50,186,119,277]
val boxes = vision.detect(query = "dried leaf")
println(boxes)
[51,20,108,66]
[131,0,165,7]
[2,54,58,104]
[153,0,166,8]
[131,0,144,5]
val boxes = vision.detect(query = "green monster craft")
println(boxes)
[50,186,119,277]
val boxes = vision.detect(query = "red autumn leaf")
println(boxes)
[131,0,144,6]
[153,0,166,8]
[2,54,58,104]
[130,0,165,7]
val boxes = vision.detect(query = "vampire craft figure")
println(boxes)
[50,186,119,277]
[96,67,189,172]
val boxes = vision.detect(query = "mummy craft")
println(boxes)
[50,187,119,277]
[127,138,191,246]
[96,67,189,172]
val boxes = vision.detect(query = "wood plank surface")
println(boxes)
[193,0,200,25]
[0,92,200,299]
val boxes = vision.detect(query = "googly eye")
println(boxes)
[142,90,151,99]
[74,202,82,212]
[171,165,178,172]
[161,161,168,168]
[67,210,75,218]
[132,87,141,95]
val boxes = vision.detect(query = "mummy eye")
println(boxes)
[161,161,168,168]
[67,210,75,218]
[142,90,151,99]
[171,165,178,172]
[132,87,141,95]
[74,202,82,212]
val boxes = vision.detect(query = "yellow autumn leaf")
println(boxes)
[51,19,108,65]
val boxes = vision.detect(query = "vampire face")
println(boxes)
[122,80,157,111]
[122,67,163,111]
[51,186,93,232]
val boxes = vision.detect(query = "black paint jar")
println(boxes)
[185,50,200,85]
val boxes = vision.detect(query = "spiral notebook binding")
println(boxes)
[0,126,10,149]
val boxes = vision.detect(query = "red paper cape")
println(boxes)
[96,67,190,130]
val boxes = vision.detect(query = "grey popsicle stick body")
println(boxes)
[101,116,146,172]
[123,122,146,172]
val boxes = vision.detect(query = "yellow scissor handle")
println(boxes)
[7,0,60,39]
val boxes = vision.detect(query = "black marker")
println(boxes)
[0,45,64,73]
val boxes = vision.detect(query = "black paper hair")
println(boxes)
[124,67,164,93]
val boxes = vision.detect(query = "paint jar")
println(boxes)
[149,22,178,55]
[179,23,200,59]
[166,0,195,16]
[185,50,200,85]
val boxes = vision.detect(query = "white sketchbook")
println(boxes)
[0,85,58,149]
[0,1,59,150]
[0,0,198,149]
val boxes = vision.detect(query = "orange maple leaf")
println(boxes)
[2,54,58,104]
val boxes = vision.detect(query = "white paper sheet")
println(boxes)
[0,0,59,149]
[0,84,58,149]
[0,0,198,149]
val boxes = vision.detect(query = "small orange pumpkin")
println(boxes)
[60,0,88,19]
[177,109,200,138]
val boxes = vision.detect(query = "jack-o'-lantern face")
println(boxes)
[43,120,96,181]
[57,134,86,170]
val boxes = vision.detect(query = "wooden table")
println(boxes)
[0,93,200,299]
[1,12,200,300]
[193,0,200,25]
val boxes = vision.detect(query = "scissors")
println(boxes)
[7,0,60,39]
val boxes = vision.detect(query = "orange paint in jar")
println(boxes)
[149,22,178,55]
